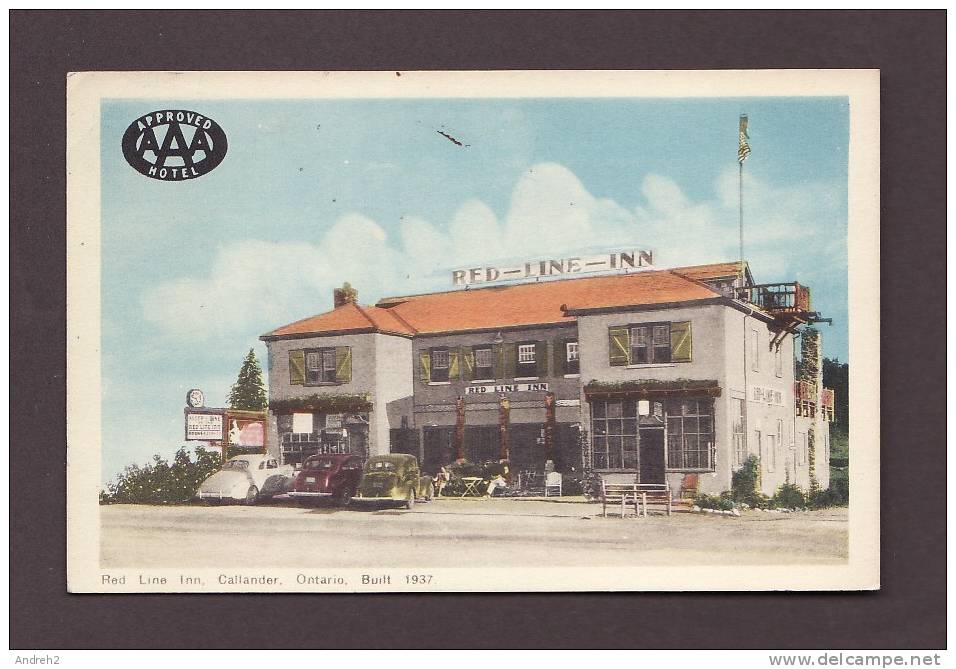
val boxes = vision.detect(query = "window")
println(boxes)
[430,348,450,382]
[590,399,640,469]
[766,433,776,472]
[517,344,535,364]
[799,431,808,465]
[305,348,337,383]
[751,329,760,371]
[611,321,691,366]
[516,343,537,377]
[630,322,672,364]
[776,419,784,454]
[665,399,715,471]
[774,345,783,377]
[732,398,746,467]
[565,341,580,375]
[754,429,762,469]
[474,347,493,380]
[290,347,351,385]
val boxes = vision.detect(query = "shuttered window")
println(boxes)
[565,341,579,375]
[516,343,537,378]
[611,321,692,366]
[290,346,351,385]
[474,347,493,380]
[430,348,450,382]
[424,347,460,383]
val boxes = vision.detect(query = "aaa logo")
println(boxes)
[121,110,228,181]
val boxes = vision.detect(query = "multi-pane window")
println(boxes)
[430,348,450,382]
[665,399,715,470]
[565,341,580,375]
[732,398,746,467]
[306,348,337,383]
[474,347,493,380]
[516,343,537,377]
[631,323,672,364]
[591,399,640,470]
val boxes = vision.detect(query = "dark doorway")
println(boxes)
[422,426,455,475]
[638,427,666,484]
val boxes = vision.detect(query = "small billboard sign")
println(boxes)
[185,412,224,441]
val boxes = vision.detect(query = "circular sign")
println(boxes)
[122,110,228,181]
[186,388,205,408]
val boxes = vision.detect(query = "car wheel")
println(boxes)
[405,486,416,510]
[336,487,353,507]
[244,485,259,506]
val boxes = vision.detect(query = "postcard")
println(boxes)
[66,70,879,592]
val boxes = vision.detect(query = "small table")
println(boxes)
[460,477,484,497]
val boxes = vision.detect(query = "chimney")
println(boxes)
[333,282,358,308]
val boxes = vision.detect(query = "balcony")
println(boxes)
[795,382,835,422]
[736,282,811,315]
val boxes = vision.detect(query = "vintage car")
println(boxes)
[287,453,364,506]
[196,454,293,505]
[353,454,434,509]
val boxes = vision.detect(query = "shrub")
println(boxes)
[808,470,849,508]
[732,454,765,507]
[695,493,735,511]
[100,447,222,505]
[773,483,806,509]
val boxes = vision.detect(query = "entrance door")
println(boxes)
[638,428,666,484]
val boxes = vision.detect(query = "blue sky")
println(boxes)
[100,96,849,483]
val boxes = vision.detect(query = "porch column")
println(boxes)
[454,395,466,461]
[498,394,510,461]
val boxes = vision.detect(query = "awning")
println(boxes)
[584,379,721,401]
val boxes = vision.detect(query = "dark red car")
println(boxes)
[288,454,364,506]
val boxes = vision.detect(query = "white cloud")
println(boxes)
[142,162,844,343]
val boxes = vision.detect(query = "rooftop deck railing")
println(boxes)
[736,282,811,314]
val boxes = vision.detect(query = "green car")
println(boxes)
[353,454,434,509]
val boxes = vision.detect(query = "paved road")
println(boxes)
[100,499,848,568]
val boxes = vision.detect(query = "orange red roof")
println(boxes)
[262,264,736,340]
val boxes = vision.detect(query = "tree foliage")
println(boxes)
[822,357,849,435]
[100,447,222,504]
[228,348,268,411]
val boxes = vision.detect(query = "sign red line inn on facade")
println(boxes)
[258,249,835,497]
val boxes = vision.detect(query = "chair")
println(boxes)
[679,473,700,500]
[544,471,562,497]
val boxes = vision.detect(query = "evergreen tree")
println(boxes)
[228,348,268,410]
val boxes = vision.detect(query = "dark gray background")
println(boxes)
[10,10,946,650]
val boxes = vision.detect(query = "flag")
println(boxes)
[738,114,751,164]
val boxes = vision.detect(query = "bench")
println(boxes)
[600,481,672,518]
[634,483,672,516]
[601,482,645,518]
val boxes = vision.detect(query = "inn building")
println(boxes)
[259,261,834,495]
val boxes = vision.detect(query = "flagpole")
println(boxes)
[739,158,744,278]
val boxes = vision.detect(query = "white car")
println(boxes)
[196,454,294,505]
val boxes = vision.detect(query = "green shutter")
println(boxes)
[461,346,475,382]
[670,321,693,363]
[448,349,460,380]
[335,346,352,383]
[535,341,548,377]
[289,349,305,385]
[501,343,517,379]
[419,350,431,384]
[553,339,566,376]
[608,326,630,366]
